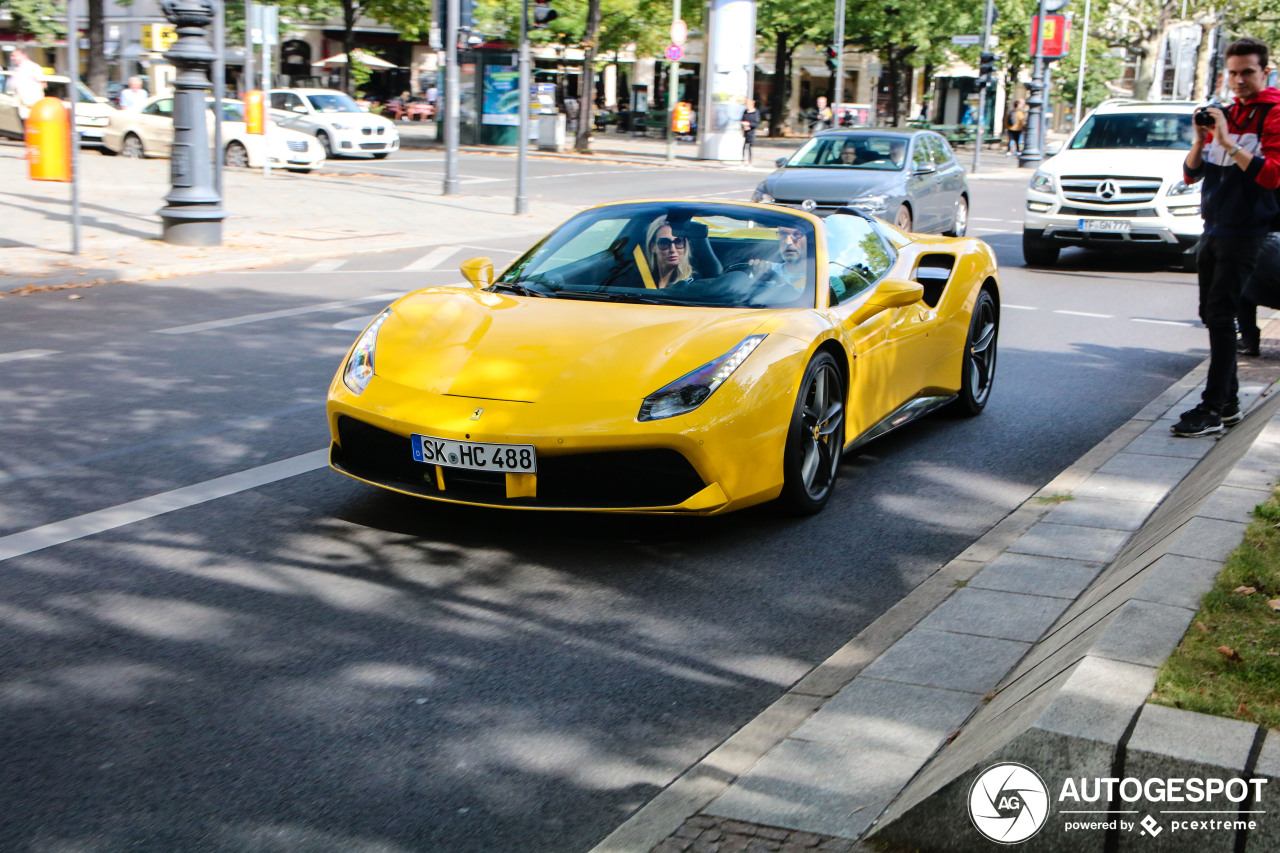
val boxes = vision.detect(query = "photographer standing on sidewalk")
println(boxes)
[1172,37,1280,437]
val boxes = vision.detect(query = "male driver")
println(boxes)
[1172,37,1280,437]
[748,225,810,288]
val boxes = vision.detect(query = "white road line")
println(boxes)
[1054,309,1113,318]
[1131,317,1195,327]
[688,189,755,199]
[403,246,459,271]
[333,315,376,331]
[0,349,59,363]
[303,259,346,273]
[0,450,328,563]
[971,217,1021,224]
[154,293,402,335]
[1003,304,1038,310]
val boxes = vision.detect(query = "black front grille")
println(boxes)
[333,416,707,509]
[1058,206,1159,217]
[359,142,386,150]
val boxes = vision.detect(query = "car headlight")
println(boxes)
[342,308,393,395]
[1030,170,1055,193]
[638,335,766,421]
[848,193,889,213]
[1167,179,1199,197]
[753,188,774,203]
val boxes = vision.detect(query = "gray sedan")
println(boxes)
[751,129,969,236]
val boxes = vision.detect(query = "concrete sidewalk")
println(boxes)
[597,341,1280,853]
[0,139,578,293]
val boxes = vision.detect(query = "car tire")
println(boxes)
[777,351,845,516]
[287,167,312,174]
[944,195,968,237]
[317,131,333,158]
[121,133,145,159]
[224,140,249,169]
[1181,241,1200,274]
[1022,230,1059,266]
[948,288,999,417]
[99,145,118,156]
[371,152,389,159]
[894,204,913,232]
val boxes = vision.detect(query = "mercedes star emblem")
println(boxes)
[1095,180,1120,200]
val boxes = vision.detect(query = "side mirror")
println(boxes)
[849,279,925,324]
[1045,141,1063,156]
[459,257,494,289]
[913,163,937,175]
[775,156,788,168]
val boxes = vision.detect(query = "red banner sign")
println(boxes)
[1031,14,1071,59]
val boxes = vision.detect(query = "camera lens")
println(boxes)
[1194,109,1215,127]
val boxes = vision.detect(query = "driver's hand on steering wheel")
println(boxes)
[747,259,774,278]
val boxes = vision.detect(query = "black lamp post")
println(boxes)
[1019,0,1050,168]
[159,0,224,245]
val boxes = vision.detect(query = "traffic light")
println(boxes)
[824,45,838,74]
[979,51,996,81]
[459,0,479,30]
[532,0,557,27]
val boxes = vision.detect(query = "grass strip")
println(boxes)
[1149,486,1280,730]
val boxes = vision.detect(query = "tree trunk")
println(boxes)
[86,0,106,95]
[886,51,900,126]
[343,0,359,95]
[575,0,602,153]
[768,29,791,137]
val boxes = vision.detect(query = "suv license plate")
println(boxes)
[411,434,537,473]
[1080,219,1131,233]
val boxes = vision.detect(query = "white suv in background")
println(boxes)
[268,88,400,159]
[1023,100,1202,270]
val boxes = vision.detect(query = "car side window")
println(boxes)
[269,92,287,110]
[825,214,895,305]
[928,136,954,166]
[143,99,172,117]
[911,141,931,171]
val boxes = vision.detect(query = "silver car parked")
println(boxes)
[752,129,969,236]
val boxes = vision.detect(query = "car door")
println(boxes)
[137,98,174,155]
[823,214,927,437]
[905,137,944,232]
[926,135,968,229]
[0,72,24,139]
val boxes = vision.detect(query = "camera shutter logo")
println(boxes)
[968,763,1050,843]
[1095,180,1119,200]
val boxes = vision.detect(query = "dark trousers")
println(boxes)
[1197,234,1266,411]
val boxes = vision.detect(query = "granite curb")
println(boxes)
[595,333,1280,853]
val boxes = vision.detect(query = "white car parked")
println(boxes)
[1023,100,1202,270]
[0,70,116,145]
[100,96,325,172]
[268,88,400,159]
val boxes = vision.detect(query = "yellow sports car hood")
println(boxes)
[373,288,782,403]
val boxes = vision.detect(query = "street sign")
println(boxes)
[671,19,687,45]
[951,34,981,46]
[250,4,278,46]
[143,24,177,51]
[665,44,684,62]
[1031,14,1070,58]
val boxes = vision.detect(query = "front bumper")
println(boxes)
[1025,192,1202,249]
[334,127,400,154]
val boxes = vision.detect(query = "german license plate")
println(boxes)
[411,434,537,473]
[1079,219,1131,233]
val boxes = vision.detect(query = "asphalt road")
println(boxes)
[0,164,1209,852]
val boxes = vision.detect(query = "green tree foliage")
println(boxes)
[1052,32,1122,115]
[0,0,64,43]
[755,0,829,136]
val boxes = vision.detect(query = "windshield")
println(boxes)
[496,202,818,309]
[1069,112,1194,150]
[786,134,908,170]
[211,100,245,121]
[305,92,362,113]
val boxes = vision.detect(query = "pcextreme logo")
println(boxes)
[969,763,1050,843]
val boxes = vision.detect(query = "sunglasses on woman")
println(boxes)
[653,237,687,250]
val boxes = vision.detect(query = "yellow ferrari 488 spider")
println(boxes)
[326,200,999,515]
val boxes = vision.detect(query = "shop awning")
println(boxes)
[801,65,830,76]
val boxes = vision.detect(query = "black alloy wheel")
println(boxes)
[949,288,998,416]
[778,351,845,515]
[1022,230,1060,266]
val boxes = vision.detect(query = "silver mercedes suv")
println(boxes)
[1022,100,1201,270]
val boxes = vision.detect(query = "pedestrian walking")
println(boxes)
[1172,36,1280,437]
[119,76,148,111]
[1006,100,1027,155]
[8,47,46,121]
[809,96,832,134]
[740,99,760,165]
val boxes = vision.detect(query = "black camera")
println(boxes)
[1194,97,1224,127]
